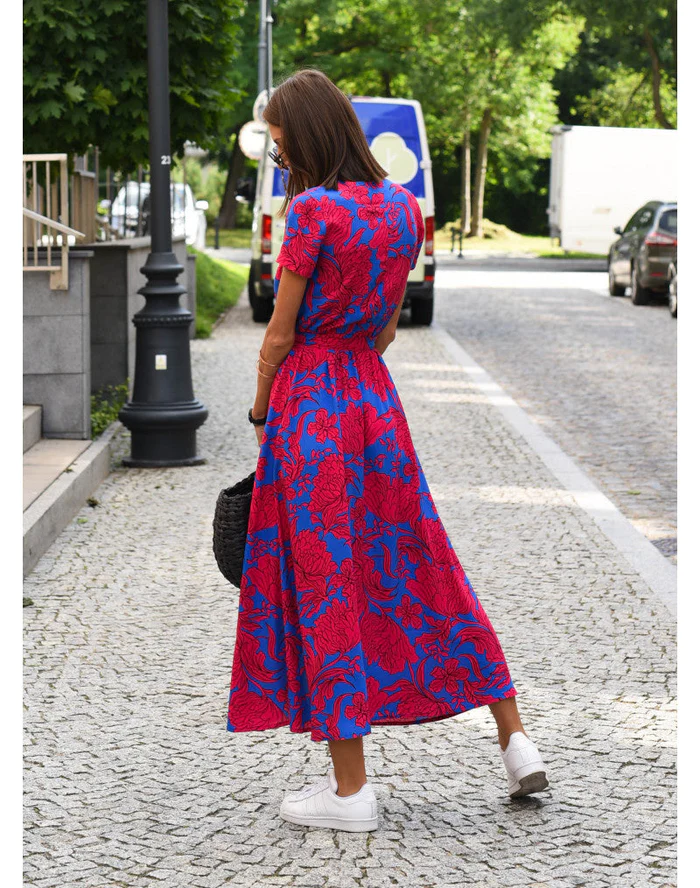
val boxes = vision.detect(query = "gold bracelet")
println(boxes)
[258,351,282,368]
[256,361,277,379]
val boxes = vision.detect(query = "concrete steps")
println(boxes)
[23,405,124,577]
[24,436,92,511]
[23,405,41,452]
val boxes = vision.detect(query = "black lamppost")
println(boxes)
[119,0,208,467]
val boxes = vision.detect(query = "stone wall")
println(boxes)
[23,251,94,439]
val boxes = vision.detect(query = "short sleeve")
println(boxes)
[409,197,425,270]
[276,192,326,278]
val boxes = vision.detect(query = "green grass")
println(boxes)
[188,246,249,337]
[436,218,606,259]
[204,227,253,249]
[208,222,605,260]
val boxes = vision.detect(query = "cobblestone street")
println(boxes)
[24,282,676,887]
[435,257,677,561]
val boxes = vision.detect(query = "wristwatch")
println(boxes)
[248,407,266,426]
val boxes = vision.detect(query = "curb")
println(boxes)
[23,420,125,578]
[431,323,677,617]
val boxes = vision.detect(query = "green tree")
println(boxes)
[570,0,676,128]
[274,0,420,95]
[23,0,247,170]
[410,1,580,235]
[208,0,263,228]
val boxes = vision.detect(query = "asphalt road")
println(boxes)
[424,253,677,561]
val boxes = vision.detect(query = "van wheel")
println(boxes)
[248,272,256,307]
[411,298,433,326]
[251,294,274,323]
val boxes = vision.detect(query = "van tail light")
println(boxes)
[425,216,434,257]
[262,214,272,254]
[645,231,676,247]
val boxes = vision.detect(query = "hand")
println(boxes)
[255,423,265,447]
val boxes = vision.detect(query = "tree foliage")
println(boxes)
[23,0,247,170]
[23,0,677,234]
[567,0,676,128]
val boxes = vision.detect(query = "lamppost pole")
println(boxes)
[118,0,208,467]
[266,1,273,96]
[258,0,267,95]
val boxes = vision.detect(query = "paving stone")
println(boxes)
[24,287,676,886]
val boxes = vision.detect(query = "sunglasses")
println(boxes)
[268,147,288,171]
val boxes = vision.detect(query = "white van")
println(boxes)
[248,97,435,325]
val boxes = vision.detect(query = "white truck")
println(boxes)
[547,125,677,255]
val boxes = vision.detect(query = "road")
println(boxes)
[425,254,677,562]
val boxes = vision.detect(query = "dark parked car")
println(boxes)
[608,201,677,305]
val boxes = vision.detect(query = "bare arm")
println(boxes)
[252,267,308,418]
[373,299,404,356]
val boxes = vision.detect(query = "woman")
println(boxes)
[227,69,549,832]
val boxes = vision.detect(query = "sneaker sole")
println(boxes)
[510,771,549,799]
[279,810,379,832]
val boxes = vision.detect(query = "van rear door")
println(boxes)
[351,98,434,284]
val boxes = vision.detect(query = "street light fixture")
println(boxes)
[118,0,208,467]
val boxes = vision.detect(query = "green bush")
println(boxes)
[188,246,248,337]
[91,381,130,439]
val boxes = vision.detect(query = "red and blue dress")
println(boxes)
[227,179,516,742]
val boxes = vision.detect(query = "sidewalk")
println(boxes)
[23,294,676,888]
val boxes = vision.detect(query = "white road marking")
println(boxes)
[430,322,677,617]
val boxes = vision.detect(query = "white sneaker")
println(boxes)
[500,731,550,799]
[279,769,379,832]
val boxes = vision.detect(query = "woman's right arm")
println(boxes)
[373,299,404,355]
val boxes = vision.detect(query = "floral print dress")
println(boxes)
[227,179,516,742]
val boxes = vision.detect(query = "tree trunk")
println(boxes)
[382,71,392,98]
[219,126,246,228]
[460,106,471,236]
[470,108,492,238]
[644,28,674,129]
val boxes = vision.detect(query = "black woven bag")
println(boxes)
[212,471,256,588]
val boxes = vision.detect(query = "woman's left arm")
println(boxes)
[252,266,309,427]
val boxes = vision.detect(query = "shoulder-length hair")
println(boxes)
[263,68,388,216]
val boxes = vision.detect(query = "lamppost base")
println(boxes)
[119,424,207,468]
[122,456,206,468]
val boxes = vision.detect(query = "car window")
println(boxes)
[658,208,677,234]
[637,208,655,229]
[171,186,186,214]
[623,211,641,233]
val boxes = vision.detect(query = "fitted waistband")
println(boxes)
[293,331,373,351]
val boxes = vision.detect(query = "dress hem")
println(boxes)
[227,686,517,743]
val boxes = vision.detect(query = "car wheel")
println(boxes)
[630,265,652,306]
[410,297,433,326]
[668,272,677,318]
[608,266,626,296]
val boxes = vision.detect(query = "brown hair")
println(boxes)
[263,68,388,216]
